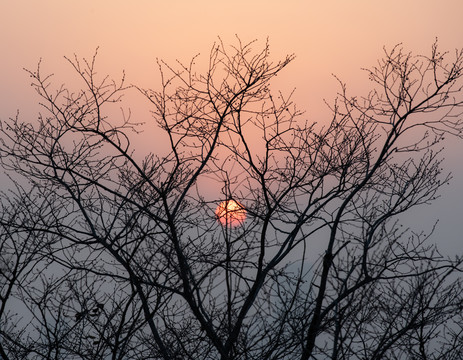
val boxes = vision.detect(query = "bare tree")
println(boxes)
[1,38,463,359]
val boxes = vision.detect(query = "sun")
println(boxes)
[215,199,246,227]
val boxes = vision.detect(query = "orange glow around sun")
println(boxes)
[215,199,246,227]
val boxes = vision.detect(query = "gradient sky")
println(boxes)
[1,0,462,253]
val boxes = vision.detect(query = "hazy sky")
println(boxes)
[1,0,462,253]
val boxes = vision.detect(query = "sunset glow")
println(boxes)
[215,199,247,227]
[1,1,462,252]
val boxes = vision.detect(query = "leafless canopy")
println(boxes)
[1,38,463,359]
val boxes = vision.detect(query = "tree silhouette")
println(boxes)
[1,38,463,359]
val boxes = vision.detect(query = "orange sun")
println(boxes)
[215,199,246,227]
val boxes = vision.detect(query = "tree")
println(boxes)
[1,38,463,359]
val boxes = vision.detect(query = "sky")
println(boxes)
[1,0,462,253]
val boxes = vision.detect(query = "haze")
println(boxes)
[1,0,462,254]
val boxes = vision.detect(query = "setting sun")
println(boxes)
[215,199,246,227]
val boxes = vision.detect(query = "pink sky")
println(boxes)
[2,1,462,114]
[1,0,462,252]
